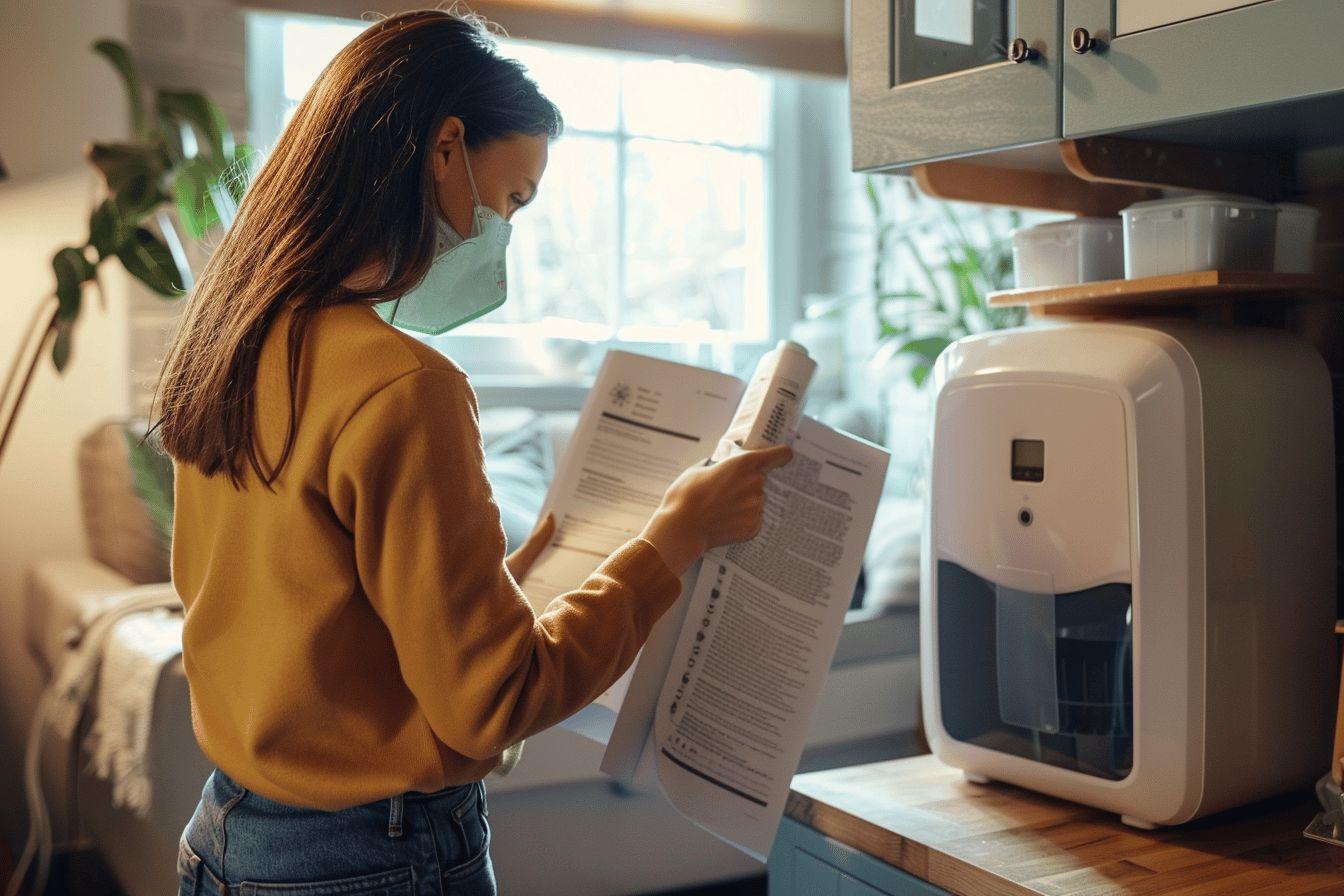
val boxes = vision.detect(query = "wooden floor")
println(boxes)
[786,755,1344,896]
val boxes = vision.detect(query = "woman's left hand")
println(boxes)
[505,513,556,582]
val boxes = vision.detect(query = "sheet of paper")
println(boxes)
[522,350,744,612]
[520,350,744,740]
[651,417,889,859]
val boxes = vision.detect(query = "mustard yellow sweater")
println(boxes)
[172,303,682,810]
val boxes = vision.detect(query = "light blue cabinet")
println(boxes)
[850,0,1344,171]
[767,819,949,896]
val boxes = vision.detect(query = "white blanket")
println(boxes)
[84,607,184,816]
[44,585,183,817]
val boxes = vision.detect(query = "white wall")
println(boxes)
[0,0,133,853]
[0,3,131,182]
[124,0,249,415]
[0,175,136,854]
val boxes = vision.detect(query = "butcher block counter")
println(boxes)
[766,754,1344,895]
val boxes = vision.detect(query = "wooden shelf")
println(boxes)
[988,270,1344,318]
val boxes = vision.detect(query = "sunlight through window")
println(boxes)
[254,17,775,347]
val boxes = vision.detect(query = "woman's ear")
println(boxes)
[431,115,475,237]
[432,116,466,183]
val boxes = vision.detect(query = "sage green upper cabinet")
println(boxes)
[850,0,1344,172]
[1063,0,1344,139]
[850,0,1061,171]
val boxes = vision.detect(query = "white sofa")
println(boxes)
[16,411,923,896]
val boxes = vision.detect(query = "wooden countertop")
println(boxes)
[785,754,1344,895]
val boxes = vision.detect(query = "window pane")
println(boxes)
[622,139,767,337]
[265,18,776,347]
[620,59,770,148]
[504,41,620,133]
[281,19,363,101]
[493,134,619,327]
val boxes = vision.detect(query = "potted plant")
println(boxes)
[866,176,1027,386]
[0,38,252,465]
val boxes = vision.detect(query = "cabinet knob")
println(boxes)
[1008,38,1040,64]
[1070,26,1103,54]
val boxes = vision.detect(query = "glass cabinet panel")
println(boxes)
[851,0,1059,170]
[896,0,1010,84]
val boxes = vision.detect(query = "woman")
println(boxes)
[156,10,790,896]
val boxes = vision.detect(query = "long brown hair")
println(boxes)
[153,9,561,486]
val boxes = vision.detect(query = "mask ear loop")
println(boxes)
[460,140,486,236]
[382,132,478,327]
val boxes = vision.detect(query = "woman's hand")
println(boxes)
[639,444,794,577]
[505,513,556,582]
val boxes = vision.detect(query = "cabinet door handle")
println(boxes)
[1070,26,1104,54]
[1008,38,1040,64]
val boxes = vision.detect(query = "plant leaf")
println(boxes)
[155,110,188,165]
[910,363,932,388]
[52,247,93,321]
[897,232,947,310]
[174,159,219,239]
[92,39,146,136]
[123,425,175,548]
[878,318,908,339]
[863,176,882,219]
[897,335,953,364]
[207,179,238,231]
[85,141,160,188]
[84,142,169,216]
[89,198,134,258]
[51,319,74,373]
[948,259,982,312]
[53,245,94,283]
[115,227,184,296]
[223,143,256,205]
[157,89,233,161]
[154,209,195,292]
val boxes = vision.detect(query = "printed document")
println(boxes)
[519,350,888,859]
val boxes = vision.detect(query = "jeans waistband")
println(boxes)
[207,769,482,840]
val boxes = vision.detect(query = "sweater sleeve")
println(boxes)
[327,366,683,761]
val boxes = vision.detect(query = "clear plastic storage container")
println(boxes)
[1121,194,1277,278]
[1011,218,1124,289]
[1273,202,1319,274]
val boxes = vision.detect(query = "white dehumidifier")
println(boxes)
[922,320,1336,828]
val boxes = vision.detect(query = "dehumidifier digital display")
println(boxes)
[1011,439,1045,482]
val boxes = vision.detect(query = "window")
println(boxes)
[247,14,799,378]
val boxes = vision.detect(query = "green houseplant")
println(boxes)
[0,38,252,465]
[864,175,1027,387]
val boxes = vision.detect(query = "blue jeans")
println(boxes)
[177,769,495,896]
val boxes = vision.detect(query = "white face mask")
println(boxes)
[376,144,512,335]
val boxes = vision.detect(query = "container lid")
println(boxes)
[1121,193,1277,213]
[1011,217,1121,240]
[1275,202,1320,217]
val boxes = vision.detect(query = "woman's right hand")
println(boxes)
[639,444,794,576]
